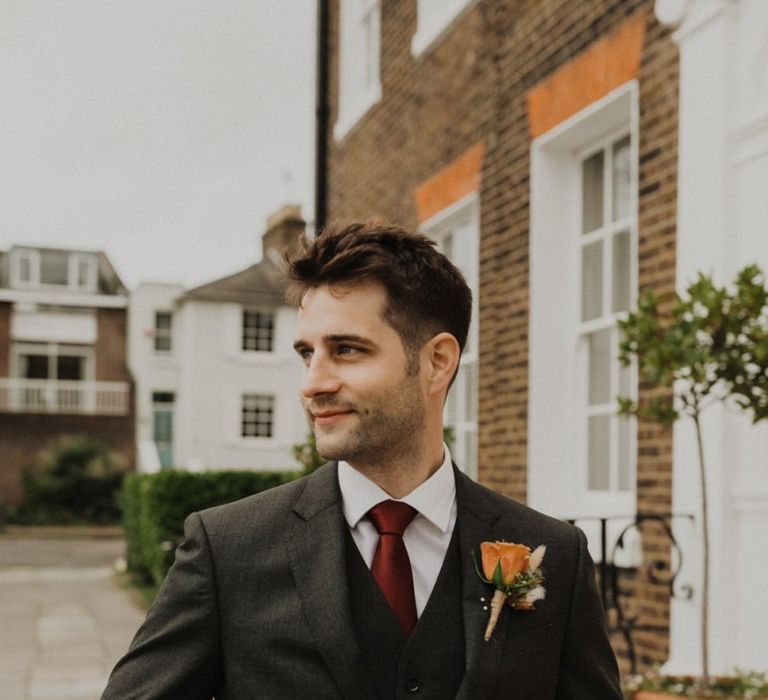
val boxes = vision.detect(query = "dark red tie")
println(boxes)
[368,500,418,635]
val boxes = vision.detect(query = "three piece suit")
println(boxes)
[102,463,622,699]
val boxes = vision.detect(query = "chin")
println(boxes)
[315,433,365,464]
[313,435,347,462]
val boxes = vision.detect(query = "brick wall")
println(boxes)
[325,0,678,672]
[96,308,131,382]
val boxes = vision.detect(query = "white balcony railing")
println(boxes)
[0,378,130,416]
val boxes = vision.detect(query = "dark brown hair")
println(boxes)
[286,222,472,365]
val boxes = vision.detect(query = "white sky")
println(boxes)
[0,1,316,288]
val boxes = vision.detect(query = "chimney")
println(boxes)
[262,204,305,265]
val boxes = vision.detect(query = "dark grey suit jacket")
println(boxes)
[102,464,622,699]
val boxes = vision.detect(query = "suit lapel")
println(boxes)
[454,468,510,700]
[288,463,377,700]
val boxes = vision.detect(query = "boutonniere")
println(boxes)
[474,541,546,641]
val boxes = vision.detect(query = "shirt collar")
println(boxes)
[337,445,456,534]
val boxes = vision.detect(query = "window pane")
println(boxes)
[152,391,175,404]
[588,414,610,490]
[465,429,477,474]
[612,136,631,222]
[242,311,274,352]
[464,361,477,422]
[581,151,604,234]
[618,415,631,491]
[153,410,173,442]
[155,312,172,352]
[612,230,631,313]
[155,313,172,330]
[23,354,49,379]
[581,240,603,321]
[57,355,84,381]
[588,329,611,406]
[40,251,69,285]
[19,256,32,282]
[77,259,91,287]
[241,394,274,438]
[619,358,631,398]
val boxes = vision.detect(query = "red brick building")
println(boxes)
[320,0,680,674]
[0,246,134,507]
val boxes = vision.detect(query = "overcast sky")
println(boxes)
[0,1,316,288]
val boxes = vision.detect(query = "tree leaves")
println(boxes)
[618,265,768,425]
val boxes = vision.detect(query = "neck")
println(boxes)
[348,435,445,499]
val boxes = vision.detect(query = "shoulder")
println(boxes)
[456,468,583,549]
[192,462,337,538]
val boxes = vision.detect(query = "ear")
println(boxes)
[422,332,461,397]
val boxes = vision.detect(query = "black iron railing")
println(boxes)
[566,513,695,674]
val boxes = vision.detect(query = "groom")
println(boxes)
[102,223,622,699]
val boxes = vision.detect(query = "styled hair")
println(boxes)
[285,222,472,365]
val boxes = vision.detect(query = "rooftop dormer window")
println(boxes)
[10,249,98,293]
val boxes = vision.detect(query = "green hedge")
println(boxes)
[122,469,300,586]
[10,435,125,525]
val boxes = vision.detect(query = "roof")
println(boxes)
[180,256,290,307]
[0,245,127,295]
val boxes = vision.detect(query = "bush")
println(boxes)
[121,469,300,585]
[11,435,126,524]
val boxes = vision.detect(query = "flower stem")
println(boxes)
[484,589,506,641]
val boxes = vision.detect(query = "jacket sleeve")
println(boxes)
[101,512,222,700]
[555,527,623,700]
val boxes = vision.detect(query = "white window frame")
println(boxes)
[9,249,98,292]
[11,341,95,382]
[154,311,173,354]
[577,130,636,495]
[411,0,480,57]
[334,0,382,140]
[240,393,276,440]
[151,391,175,469]
[528,82,639,521]
[70,253,98,293]
[10,249,40,289]
[241,309,275,354]
[421,193,480,479]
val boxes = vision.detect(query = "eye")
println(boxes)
[337,345,359,356]
[296,348,313,363]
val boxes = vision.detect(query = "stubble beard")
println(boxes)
[310,373,425,470]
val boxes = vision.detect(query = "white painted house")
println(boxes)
[655,0,768,675]
[128,206,307,474]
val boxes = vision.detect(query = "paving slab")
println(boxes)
[0,530,147,700]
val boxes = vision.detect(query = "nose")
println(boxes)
[300,353,341,400]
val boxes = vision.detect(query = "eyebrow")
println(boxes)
[293,334,376,351]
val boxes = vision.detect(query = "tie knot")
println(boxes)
[368,500,417,536]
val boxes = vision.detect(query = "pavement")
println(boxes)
[0,527,147,700]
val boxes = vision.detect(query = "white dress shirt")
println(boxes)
[337,446,458,617]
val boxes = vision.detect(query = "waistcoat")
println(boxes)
[345,527,466,699]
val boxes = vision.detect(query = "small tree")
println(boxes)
[618,264,768,691]
[292,432,326,475]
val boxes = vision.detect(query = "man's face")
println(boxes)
[293,282,426,467]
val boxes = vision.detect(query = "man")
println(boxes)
[103,223,622,699]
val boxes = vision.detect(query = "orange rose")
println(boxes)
[481,541,531,585]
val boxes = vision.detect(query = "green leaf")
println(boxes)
[492,560,505,589]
